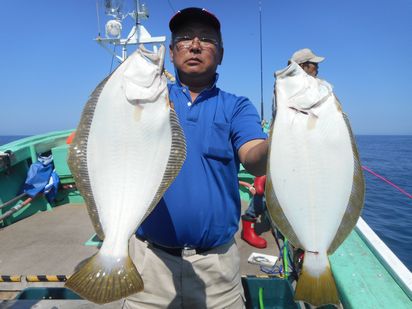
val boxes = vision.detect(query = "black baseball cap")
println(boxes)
[169,7,221,33]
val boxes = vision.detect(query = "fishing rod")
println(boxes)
[258,0,264,121]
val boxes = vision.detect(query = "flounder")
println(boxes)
[266,61,365,306]
[65,45,186,304]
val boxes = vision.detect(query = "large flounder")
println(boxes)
[65,45,186,304]
[266,61,364,306]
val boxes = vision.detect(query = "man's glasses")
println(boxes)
[173,35,219,50]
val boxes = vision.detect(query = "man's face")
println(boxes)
[169,21,223,83]
[300,62,319,77]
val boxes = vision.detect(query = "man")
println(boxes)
[123,7,268,309]
[290,48,325,77]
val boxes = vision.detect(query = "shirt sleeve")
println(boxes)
[231,96,267,152]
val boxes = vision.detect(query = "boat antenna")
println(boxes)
[96,0,166,62]
[259,0,264,121]
[96,0,102,37]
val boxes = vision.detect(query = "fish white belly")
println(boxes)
[87,85,171,256]
[270,100,354,252]
[266,62,365,306]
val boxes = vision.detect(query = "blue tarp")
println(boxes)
[23,154,60,202]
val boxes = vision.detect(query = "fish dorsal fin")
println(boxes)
[122,45,166,102]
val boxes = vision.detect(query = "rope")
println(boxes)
[258,287,265,309]
[362,165,412,199]
[167,0,176,13]
[238,180,256,195]
[283,239,289,279]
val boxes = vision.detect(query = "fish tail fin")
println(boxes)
[65,252,143,304]
[294,251,340,307]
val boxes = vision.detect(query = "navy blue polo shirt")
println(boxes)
[136,74,266,249]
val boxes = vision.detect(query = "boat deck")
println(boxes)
[0,201,280,306]
[2,201,412,308]
[0,204,96,277]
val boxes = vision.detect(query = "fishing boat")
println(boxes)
[1,1,411,308]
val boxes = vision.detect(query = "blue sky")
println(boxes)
[0,0,411,135]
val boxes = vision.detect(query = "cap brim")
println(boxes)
[169,7,220,32]
[311,56,325,63]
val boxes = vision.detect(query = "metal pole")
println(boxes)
[136,0,140,33]
[134,0,140,56]
[0,193,27,210]
[259,1,264,121]
[122,44,127,61]
[0,197,33,222]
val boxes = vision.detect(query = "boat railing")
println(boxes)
[0,130,75,227]
[355,217,412,299]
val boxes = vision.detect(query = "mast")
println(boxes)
[96,0,166,62]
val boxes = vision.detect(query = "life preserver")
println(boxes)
[239,180,256,195]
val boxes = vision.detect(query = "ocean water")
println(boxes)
[356,135,412,271]
[1,135,411,270]
[0,135,30,146]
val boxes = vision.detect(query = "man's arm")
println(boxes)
[238,139,269,176]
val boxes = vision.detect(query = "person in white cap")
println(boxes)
[290,48,325,77]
